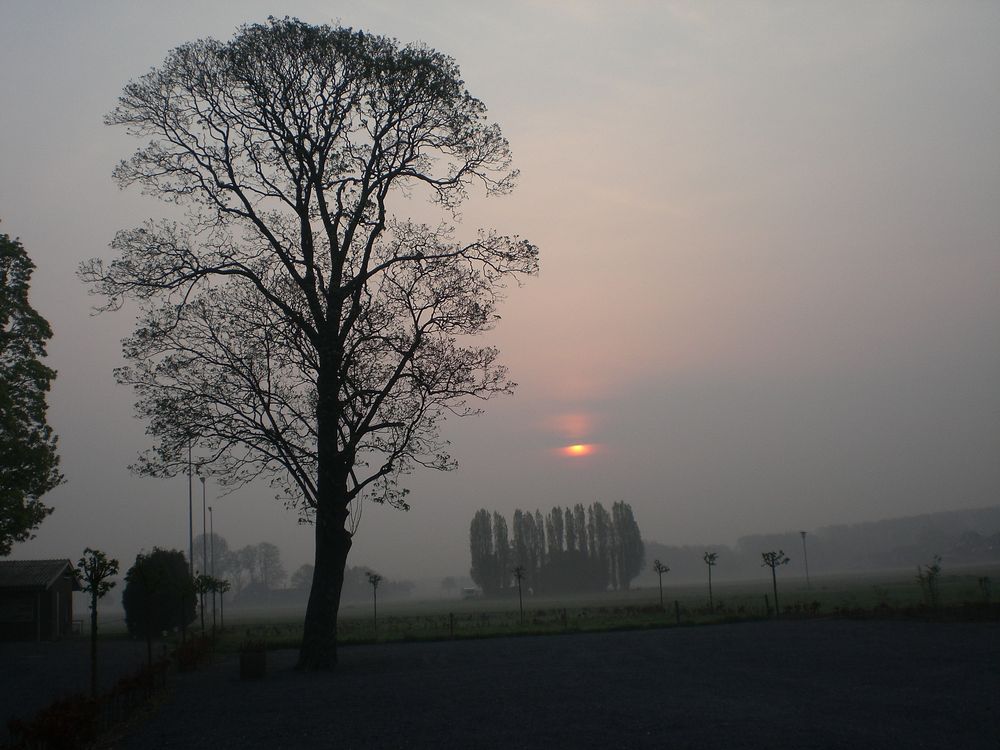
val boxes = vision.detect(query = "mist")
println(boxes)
[2,0,998,588]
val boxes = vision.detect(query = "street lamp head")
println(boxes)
[200,476,206,485]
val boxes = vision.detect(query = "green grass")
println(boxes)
[203,562,999,653]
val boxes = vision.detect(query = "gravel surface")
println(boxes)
[116,619,998,749]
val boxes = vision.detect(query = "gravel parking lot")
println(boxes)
[115,619,999,749]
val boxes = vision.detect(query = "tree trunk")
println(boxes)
[298,499,351,669]
[90,594,98,697]
[771,568,779,618]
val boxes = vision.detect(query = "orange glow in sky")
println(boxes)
[562,443,594,457]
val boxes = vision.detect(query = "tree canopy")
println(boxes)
[0,231,62,555]
[82,18,535,668]
[122,548,196,637]
[471,502,645,596]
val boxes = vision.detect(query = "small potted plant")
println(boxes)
[239,640,266,680]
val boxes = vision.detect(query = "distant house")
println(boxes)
[0,559,81,641]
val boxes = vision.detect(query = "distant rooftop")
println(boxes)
[0,560,80,591]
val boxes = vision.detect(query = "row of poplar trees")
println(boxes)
[470,502,644,596]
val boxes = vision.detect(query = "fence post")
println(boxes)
[764,594,771,618]
[674,600,681,625]
[449,612,455,639]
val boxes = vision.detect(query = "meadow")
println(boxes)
[215,562,999,652]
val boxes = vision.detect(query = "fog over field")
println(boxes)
[1,1,998,582]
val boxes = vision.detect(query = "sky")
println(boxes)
[2,1,998,583]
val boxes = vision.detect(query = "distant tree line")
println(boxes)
[469,502,644,596]
[287,563,415,603]
[637,506,1000,587]
[191,536,286,597]
[189,534,415,606]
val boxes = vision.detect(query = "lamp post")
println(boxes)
[209,505,216,633]
[800,531,811,588]
[187,442,193,578]
[200,476,207,632]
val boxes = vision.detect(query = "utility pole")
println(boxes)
[800,531,811,588]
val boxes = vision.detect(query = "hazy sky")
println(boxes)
[2,1,998,581]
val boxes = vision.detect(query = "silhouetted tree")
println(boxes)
[77,548,119,696]
[916,554,942,607]
[591,502,612,588]
[256,542,287,590]
[291,564,315,590]
[122,548,196,663]
[367,572,383,639]
[550,508,565,555]
[703,551,718,610]
[471,503,644,595]
[513,565,526,625]
[192,532,235,582]
[82,18,537,670]
[653,559,669,608]
[193,573,213,633]
[0,231,62,555]
[493,512,511,592]
[761,550,790,617]
[611,501,644,590]
[470,509,499,595]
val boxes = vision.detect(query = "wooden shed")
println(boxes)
[0,559,81,641]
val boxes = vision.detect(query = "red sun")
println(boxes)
[561,443,594,457]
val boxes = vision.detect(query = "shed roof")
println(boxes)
[0,560,81,591]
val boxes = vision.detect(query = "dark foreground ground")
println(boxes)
[114,619,996,749]
[1,637,150,744]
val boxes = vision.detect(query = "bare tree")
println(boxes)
[703,551,718,610]
[77,548,119,697]
[653,559,669,609]
[761,550,790,617]
[81,19,536,669]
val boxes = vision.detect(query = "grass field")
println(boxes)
[209,562,1000,652]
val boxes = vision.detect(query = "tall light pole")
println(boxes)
[209,505,216,632]
[187,442,194,577]
[800,531,811,588]
[200,476,207,632]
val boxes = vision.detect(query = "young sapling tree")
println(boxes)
[217,578,231,631]
[367,572,383,639]
[916,554,942,608]
[77,548,119,697]
[653,559,669,609]
[760,550,790,617]
[513,565,526,625]
[703,552,718,610]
